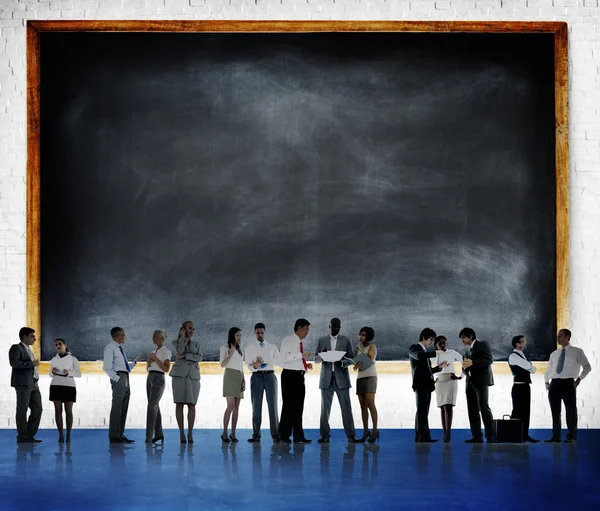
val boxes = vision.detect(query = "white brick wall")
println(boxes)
[1,0,599,429]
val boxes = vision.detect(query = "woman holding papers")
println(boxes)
[434,335,463,443]
[219,327,245,443]
[354,327,378,443]
[49,338,81,443]
[145,329,171,445]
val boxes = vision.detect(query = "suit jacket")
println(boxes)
[409,343,442,392]
[464,340,494,387]
[169,338,202,380]
[315,335,354,390]
[9,343,36,387]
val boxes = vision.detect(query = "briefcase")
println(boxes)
[494,415,523,443]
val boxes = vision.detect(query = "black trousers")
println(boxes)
[466,382,495,441]
[510,383,531,440]
[279,369,306,441]
[414,389,432,442]
[548,378,578,440]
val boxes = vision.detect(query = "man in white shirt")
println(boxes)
[244,322,281,443]
[508,335,539,443]
[544,329,592,444]
[278,318,313,444]
[103,326,140,444]
[9,327,43,443]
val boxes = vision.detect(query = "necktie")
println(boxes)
[299,341,309,371]
[26,345,39,380]
[119,345,131,372]
[556,348,566,374]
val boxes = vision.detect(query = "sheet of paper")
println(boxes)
[318,350,347,362]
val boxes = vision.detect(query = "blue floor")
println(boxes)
[1,429,599,511]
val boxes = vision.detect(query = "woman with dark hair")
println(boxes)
[170,320,202,444]
[49,338,81,443]
[354,326,378,443]
[219,327,245,443]
[434,335,463,443]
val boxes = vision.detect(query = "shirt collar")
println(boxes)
[330,334,338,341]
[418,342,427,350]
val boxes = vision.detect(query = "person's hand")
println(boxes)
[303,351,312,358]
[176,354,186,360]
[179,327,186,339]
[32,359,40,367]
[228,346,236,357]
[148,352,156,362]
[322,348,328,353]
[63,369,69,375]
[52,367,58,374]
[241,379,246,392]
[440,361,449,368]
[462,359,473,369]
[354,362,363,372]
[574,379,581,388]
[307,363,313,370]
[545,382,550,391]
[252,357,264,369]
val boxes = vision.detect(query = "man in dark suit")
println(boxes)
[409,328,448,443]
[9,327,43,443]
[460,327,495,443]
[315,318,357,443]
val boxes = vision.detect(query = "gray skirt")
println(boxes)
[172,376,200,405]
[356,376,377,394]
[223,368,244,399]
[435,373,458,407]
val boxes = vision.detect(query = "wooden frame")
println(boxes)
[26,21,569,370]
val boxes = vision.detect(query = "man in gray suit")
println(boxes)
[315,318,357,443]
[9,327,43,443]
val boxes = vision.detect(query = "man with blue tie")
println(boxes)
[103,327,140,443]
[544,329,592,444]
[245,323,281,443]
[409,328,448,443]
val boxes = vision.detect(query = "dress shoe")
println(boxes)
[109,437,125,443]
[416,438,438,443]
[120,436,135,444]
[152,435,164,445]
[279,438,292,444]
[220,434,230,443]
[272,436,281,443]
[564,438,577,444]
[347,436,360,443]
[317,437,330,444]
[229,435,239,443]
[247,436,261,443]
[294,438,312,444]
[367,430,380,444]
[526,437,540,443]
[357,430,371,443]
[17,437,34,444]
[544,438,561,443]
[465,438,484,444]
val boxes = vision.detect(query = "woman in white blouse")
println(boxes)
[145,329,172,445]
[219,327,245,443]
[434,335,463,443]
[49,338,81,443]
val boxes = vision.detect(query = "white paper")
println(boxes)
[318,350,347,362]
[437,350,462,374]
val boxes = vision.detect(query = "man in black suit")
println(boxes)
[9,327,43,443]
[460,327,495,443]
[409,328,448,443]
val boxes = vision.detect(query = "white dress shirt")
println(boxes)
[49,353,82,387]
[330,334,339,350]
[244,341,280,372]
[545,344,592,383]
[147,346,172,373]
[219,345,244,372]
[280,334,307,371]
[21,342,39,380]
[508,349,536,384]
[103,341,137,382]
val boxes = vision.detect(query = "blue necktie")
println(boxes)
[556,348,566,374]
[119,345,131,372]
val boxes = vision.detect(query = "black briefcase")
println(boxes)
[494,415,523,443]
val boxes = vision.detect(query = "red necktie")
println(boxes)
[299,341,309,371]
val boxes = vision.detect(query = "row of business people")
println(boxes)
[9,321,591,445]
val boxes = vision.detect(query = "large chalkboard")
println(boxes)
[38,30,559,361]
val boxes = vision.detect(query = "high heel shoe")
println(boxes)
[152,435,164,445]
[357,430,371,443]
[229,434,239,443]
[221,433,231,443]
[367,430,380,444]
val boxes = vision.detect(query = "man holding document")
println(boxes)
[315,318,357,444]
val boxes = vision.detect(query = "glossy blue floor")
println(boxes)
[1,429,598,511]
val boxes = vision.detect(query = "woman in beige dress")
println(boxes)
[219,327,245,443]
[170,320,202,444]
[354,326,378,443]
[434,335,463,443]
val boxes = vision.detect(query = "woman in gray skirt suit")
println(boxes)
[219,327,245,443]
[170,320,202,444]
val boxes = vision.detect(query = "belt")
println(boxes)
[116,371,129,375]
[149,370,165,375]
[253,370,274,374]
[552,378,574,381]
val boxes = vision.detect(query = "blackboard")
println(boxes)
[38,30,559,361]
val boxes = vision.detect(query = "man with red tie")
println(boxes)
[278,318,313,444]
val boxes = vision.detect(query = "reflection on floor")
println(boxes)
[1,429,598,511]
